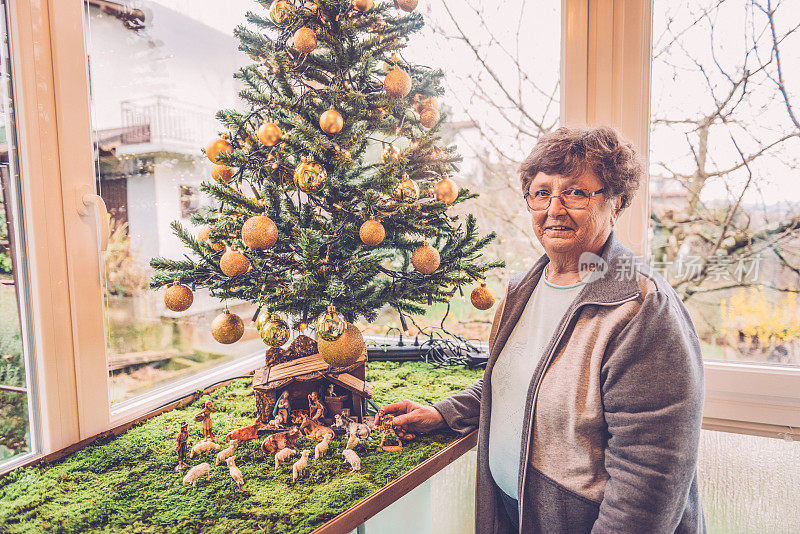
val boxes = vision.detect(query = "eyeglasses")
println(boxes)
[524,187,606,211]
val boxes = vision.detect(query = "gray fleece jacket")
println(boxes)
[433,232,706,534]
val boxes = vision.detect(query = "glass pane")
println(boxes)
[650,0,800,365]
[699,429,800,533]
[0,0,37,465]
[84,1,261,404]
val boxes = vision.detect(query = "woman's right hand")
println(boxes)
[381,399,445,434]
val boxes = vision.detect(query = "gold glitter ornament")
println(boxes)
[164,282,193,312]
[293,27,317,54]
[414,94,438,114]
[269,0,295,26]
[381,144,400,162]
[257,122,283,147]
[353,0,373,11]
[241,215,278,250]
[206,138,232,164]
[256,312,290,347]
[317,322,365,367]
[433,176,458,204]
[471,282,495,310]
[395,0,418,11]
[293,157,327,193]
[392,173,419,203]
[419,107,440,128]
[359,218,385,246]
[319,108,344,134]
[412,242,440,274]
[384,66,412,98]
[220,249,251,277]
[211,164,235,183]
[314,305,346,341]
[198,225,224,252]
[211,310,244,344]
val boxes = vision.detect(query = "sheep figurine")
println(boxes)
[345,434,360,451]
[182,462,211,487]
[274,447,296,469]
[216,439,239,466]
[292,450,311,482]
[225,456,244,488]
[190,438,220,458]
[314,434,332,460]
[342,449,361,472]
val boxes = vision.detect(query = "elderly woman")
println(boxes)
[383,126,705,533]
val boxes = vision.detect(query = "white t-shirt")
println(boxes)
[488,269,586,499]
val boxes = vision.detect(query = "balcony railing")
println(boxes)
[119,96,220,152]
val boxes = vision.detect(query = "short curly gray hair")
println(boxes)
[519,126,644,211]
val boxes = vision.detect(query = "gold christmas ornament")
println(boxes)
[198,225,224,252]
[392,173,419,203]
[293,157,327,193]
[471,282,495,310]
[242,215,278,250]
[164,282,193,312]
[206,138,232,164]
[381,144,400,162]
[317,322,365,367]
[211,164,235,183]
[211,310,244,344]
[319,108,344,134]
[257,122,283,147]
[353,0,373,11]
[269,0,295,26]
[256,312,290,347]
[220,249,251,277]
[314,305,346,341]
[414,94,438,114]
[433,176,458,204]
[384,66,412,98]
[419,107,440,129]
[359,218,385,246]
[412,242,440,274]
[395,0,418,12]
[293,27,317,54]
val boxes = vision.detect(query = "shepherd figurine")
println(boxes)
[175,421,189,472]
[193,401,216,439]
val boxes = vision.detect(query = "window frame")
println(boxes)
[4,0,798,472]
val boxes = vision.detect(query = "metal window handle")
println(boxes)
[75,184,110,252]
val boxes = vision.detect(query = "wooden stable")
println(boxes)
[253,352,373,423]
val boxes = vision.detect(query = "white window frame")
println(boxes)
[4,0,799,469]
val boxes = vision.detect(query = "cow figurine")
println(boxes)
[261,427,301,454]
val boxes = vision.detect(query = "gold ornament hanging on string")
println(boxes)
[269,0,295,26]
[353,0,373,11]
[317,322,365,367]
[211,164,235,183]
[319,108,344,134]
[412,242,440,274]
[471,282,495,310]
[242,215,278,250]
[256,311,290,347]
[419,107,440,129]
[433,176,458,204]
[164,282,193,312]
[381,144,400,162]
[395,0,418,12]
[314,305,346,341]
[258,122,283,147]
[211,310,245,344]
[220,249,251,277]
[198,225,224,252]
[384,66,412,98]
[392,173,419,203]
[293,27,317,54]
[359,218,385,246]
[206,138,232,164]
[293,157,327,193]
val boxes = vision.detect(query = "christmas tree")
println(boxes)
[150,0,503,355]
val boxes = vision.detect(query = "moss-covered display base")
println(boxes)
[0,362,481,533]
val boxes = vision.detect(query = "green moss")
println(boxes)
[0,363,482,533]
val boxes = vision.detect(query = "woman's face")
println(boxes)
[527,171,620,258]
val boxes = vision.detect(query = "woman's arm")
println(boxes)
[592,290,704,533]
